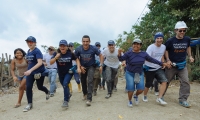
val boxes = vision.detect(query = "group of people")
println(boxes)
[11,21,193,112]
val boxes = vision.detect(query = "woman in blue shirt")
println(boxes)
[50,40,81,108]
[118,39,168,107]
[23,36,50,112]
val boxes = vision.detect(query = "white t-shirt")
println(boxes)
[144,44,166,71]
[102,48,120,68]
[43,53,57,68]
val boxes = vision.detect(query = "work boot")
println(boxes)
[68,82,73,94]
[78,84,82,93]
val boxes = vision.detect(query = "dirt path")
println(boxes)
[0,77,200,120]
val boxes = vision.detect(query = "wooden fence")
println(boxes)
[0,53,13,90]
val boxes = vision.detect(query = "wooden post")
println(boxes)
[0,54,5,90]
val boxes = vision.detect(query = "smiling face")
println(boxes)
[175,28,187,39]
[155,37,163,47]
[26,41,36,50]
[59,44,68,54]
[15,50,24,59]
[82,38,90,50]
[132,42,142,52]
[108,44,115,53]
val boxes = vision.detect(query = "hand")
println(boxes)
[55,53,61,58]
[189,56,194,63]
[24,70,32,76]
[13,76,18,82]
[118,48,124,55]
[162,63,169,69]
[80,66,86,74]
[77,68,81,74]
[43,63,47,66]
[99,66,102,74]
[166,60,172,69]
[121,63,126,66]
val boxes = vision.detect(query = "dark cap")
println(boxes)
[59,40,68,46]
[95,42,101,46]
[69,42,74,46]
[25,36,36,42]
[108,40,115,45]
[132,39,142,44]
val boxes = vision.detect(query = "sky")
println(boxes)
[0,0,149,59]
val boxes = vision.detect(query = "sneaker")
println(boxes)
[155,92,159,96]
[62,101,69,108]
[105,94,111,99]
[23,104,32,112]
[142,96,148,102]
[127,101,133,107]
[156,98,167,105]
[86,100,91,106]
[50,93,54,97]
[179,101,191,108]
[93,90,97,96]
[134,95,139,105]
[46,91,50,100]
[82,95,87,101]
[68,94,72,102]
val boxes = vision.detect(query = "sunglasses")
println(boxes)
[96,45,100,47]
[26,41,34,44]
[48,48,54,51]
[68,45,73,47]
[178,30,186,33]
[108,44,114,46]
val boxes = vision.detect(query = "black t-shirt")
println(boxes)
[165,36,190,63]
[52,50,77,76]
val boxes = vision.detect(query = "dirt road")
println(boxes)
[0,77,200,120]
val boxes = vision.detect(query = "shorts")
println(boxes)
[125,71,144,91]
[18,76,26,81]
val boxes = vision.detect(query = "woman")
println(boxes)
[11,48,28,108]
[118,39,168,107]
[50,40,81,108]
[23,36,50,112]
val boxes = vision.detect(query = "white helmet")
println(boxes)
[174,21,188,29]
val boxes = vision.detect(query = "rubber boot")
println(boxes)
[68,82,73,94]
[78,83,82,93]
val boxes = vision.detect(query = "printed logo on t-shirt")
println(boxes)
[173,43,187,53]
[152,52,163,57]
[80,54,92,62]
[58,57,71,65]
[26,55,34,63]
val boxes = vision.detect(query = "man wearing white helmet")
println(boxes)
[164,21,194,108]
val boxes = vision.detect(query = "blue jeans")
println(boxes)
[59,73,73,101]
[125,71,144,91]
[73,72,80,84]
[48,69,57,94]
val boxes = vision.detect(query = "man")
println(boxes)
[102,40,121,99]
[75,35,103,106]
[68,42,82,93]
[142,32,168,105]
[43,46,57,97]
[165,21,194,108]
[93,42,101,96]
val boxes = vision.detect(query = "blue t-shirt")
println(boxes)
[75,45,100,67]
[26,47,45,75]
[165,36,190,63]
[118,51,162,74]
[52,50,77,76]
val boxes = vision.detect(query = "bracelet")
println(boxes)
[54,57,58,60]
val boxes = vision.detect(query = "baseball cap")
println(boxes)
[154,32,164,40]
[108,40,115,45]
[132,39,142,44]
[68,42,74,47]
[25,36,36,42]
[95,42,101,46]
[59,40,68,46]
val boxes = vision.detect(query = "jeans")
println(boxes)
[26,75,48,103]
[100,70,106,87]
[48,69,57,94]
[81,66,95,101]
[165,67,190,102]
[93,67,101,91]
[59,73,73,101]
[105,66,118,94]
[73,72,81,84]
[125,71,144,91]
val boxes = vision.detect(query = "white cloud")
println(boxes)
[0,0,149,58]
